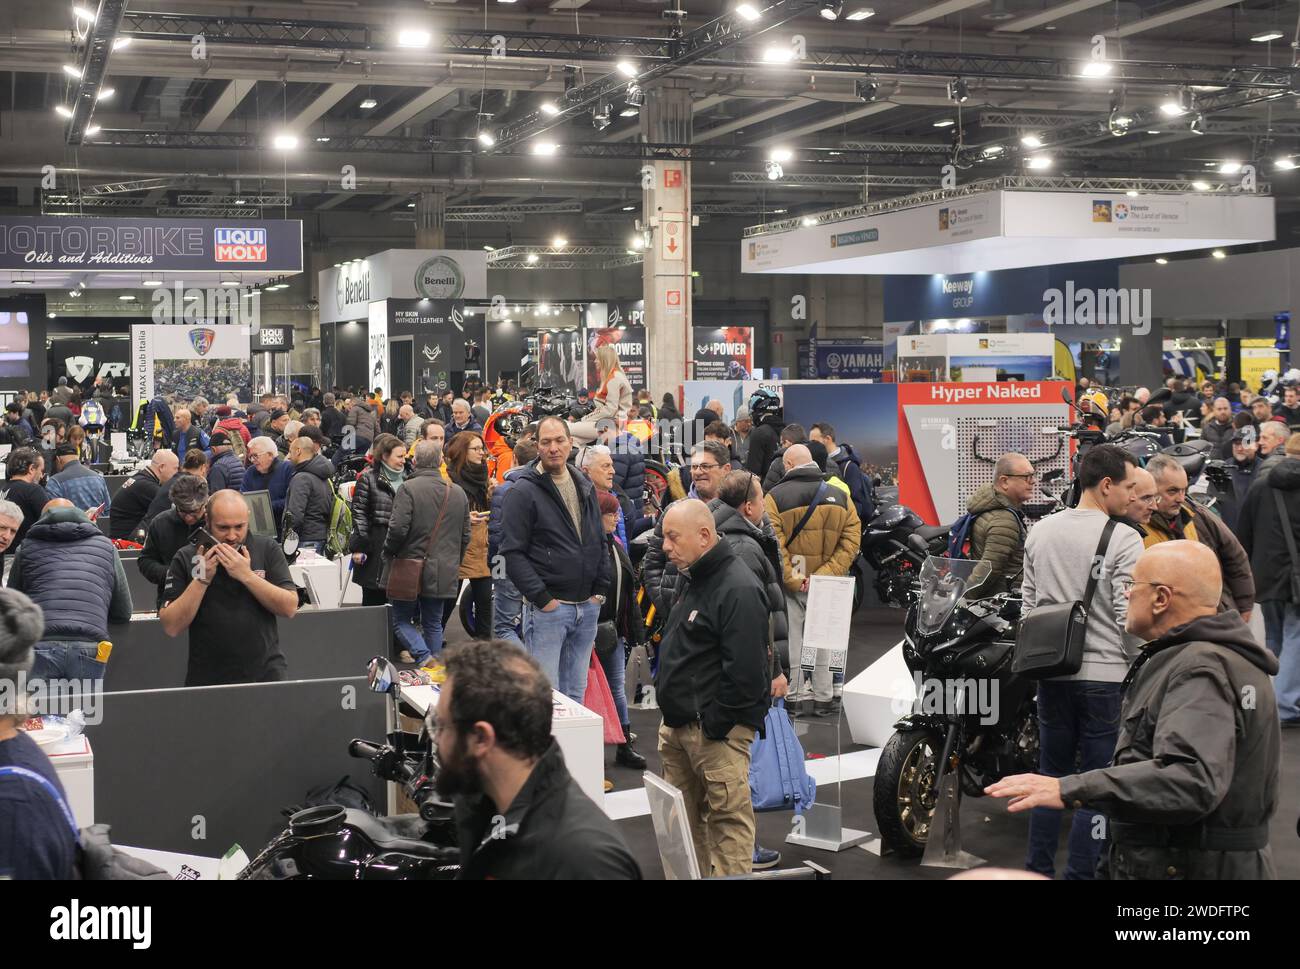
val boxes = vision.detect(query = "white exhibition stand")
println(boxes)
[399,684,605,806]
[841,641,916,749]
[290,553,363,608]
[45,733,95,828]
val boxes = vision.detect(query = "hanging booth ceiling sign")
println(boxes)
[0,216,302,286]
[741,191,1275,276]
[319,249,488,323]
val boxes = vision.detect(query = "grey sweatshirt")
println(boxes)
[1021,508,1144,683]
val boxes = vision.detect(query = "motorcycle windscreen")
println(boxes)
[915,556,992,637]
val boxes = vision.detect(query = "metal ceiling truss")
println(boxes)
[43,195,150,209]
[66,0,128,146]
[978,111,1300,139]
[156,205,264,218]
[82,177,176,196]
[743,175,1270,237]
[176,194,292,206]
[115,11,1297,94]
[487,244,642,270]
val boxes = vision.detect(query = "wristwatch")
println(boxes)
[592,594,607,605]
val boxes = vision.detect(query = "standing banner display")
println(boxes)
[586,326,647,392]
[367,302,388,399]
[692,326,753,380]
[131,324,252,415]
[897,381,1070,525]
[534,330,584,391]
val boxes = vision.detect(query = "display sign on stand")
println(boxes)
[587,326,647,392]
[692,326,753,379]
[131,323,252,416]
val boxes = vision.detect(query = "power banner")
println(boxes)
[0,216,302,273]
[692,326,753,380]
[898,381,1070,525]
[586,326,647,392]
[131,324,252,415]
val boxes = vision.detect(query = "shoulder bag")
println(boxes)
[386,480,451,602]
[1012,518,1117,679]
[1271,488,1300,604]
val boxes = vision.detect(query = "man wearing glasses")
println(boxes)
[1141,454,1254,621]
[961,452,1032,596]
[642,440,731,613]
[988,541,1281,880]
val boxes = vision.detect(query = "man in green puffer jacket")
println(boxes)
[965,452,1033,596]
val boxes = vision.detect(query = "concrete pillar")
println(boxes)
[641,85,693,395]
[415,190,446,249]
[1119,318,1165,390]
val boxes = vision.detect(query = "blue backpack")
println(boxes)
[946,510,982,559]
[749,699,816,814]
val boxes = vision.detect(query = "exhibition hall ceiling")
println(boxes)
[1,0,1300,252]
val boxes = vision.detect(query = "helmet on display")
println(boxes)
[1078,389,1109,418]
[748,387,782,424]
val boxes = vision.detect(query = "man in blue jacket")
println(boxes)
[45,444,111,515]
[810,422,874,526]
[501,417,611,703]
[241,436,294,527]
[489,439,540,645]
[606,426,646,515]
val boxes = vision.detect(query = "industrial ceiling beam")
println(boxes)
[992,0,1112,34]
[292,83,356,129]
[1113,0,1244,39]
[892,0,990,27]
[196,79,256,132]
[367,85,460,136]
[65,0,128,145]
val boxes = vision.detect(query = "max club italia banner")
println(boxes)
[131,324,252,414]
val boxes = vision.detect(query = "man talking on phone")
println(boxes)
[160,489,299,686]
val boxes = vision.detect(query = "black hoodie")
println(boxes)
[1236,456,1300,602]
[1059,610,1279,880]
[284,453,336,544]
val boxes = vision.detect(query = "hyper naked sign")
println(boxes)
[0,217,303,272]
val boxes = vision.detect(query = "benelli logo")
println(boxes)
[942,279,973,295]
[49,899,152,949]
[214,227,267,262]
[189,327,216,355]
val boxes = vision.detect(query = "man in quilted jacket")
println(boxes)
[964,452,1032,597]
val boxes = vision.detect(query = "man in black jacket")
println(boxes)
[439,640,640,879]
[743,389,784,481]
[501,416,611,703]
[108,449,177,540]
[1235,434,1300,725]
[762,423,806,492]
[138,474,208,610]
[655,498,770,877]
[1273,383,1300,428]
[988,541,1281,879]
[0,448,49,560]
[283,437,335,549]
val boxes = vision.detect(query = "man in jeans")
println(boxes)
[8,498,133,681]
[489,439,540,644]
[1020,444,1144,878]
[501,416,610,703]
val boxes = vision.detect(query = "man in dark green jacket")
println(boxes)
[655,498,769,877]
[965,452,1032,596]
[987,541,1280,880]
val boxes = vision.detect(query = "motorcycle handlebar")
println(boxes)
[348,739,383,760]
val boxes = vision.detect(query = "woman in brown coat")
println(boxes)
[444,430,493,637]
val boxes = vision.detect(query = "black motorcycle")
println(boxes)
[860,503,951,608]
[239,657,461,880]
[873,557,1039,858]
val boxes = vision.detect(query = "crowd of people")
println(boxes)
[1,355,1297,881]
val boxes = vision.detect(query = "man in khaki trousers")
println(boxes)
[655,500,771,876]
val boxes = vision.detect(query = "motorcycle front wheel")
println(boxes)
[873,728,942,858]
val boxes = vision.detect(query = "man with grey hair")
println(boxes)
[383,439,471,665]
[1254,420,1291,485]
[399,404,423,448]
[241,435,294,525]
[319,393,344,444]
[447,397,482,442]
[301,407,322,429]
[0,499,23,558]
[284,436,333,549]
[190,396,210,430]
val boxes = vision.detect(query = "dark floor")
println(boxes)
[441,606,1300,881]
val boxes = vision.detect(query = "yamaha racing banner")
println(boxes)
[586,326,646,392]
[131,324,252,415]
[692,326,753,380]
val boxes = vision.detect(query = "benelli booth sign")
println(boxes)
[318,249,488,323]
[0,216,303,272]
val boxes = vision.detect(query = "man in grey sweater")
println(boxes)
[1019,443,1144,879]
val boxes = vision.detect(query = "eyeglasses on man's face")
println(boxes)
[691,462,720,473]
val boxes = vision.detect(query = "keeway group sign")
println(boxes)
[0,217,302,272]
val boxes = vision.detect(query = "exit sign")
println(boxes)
[664,169,683,189]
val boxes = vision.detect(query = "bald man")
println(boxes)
[160,489,298,686]
[1124,467,1157,528]
[655,499,770,877]
[109,448,177,540]
[988,542,1281,880]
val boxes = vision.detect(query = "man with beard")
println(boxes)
[436,640,641,880]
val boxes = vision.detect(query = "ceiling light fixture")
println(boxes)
[397,28,432,48]
[764,159,784,180]
[625,83,644,107]
[97,87,114,102]
[1212,249,1226,259]
[947,78,969,103]
[1192,180,1211,191]
[982,145,1004,157]
[483,244,496,251]
[1251,30,1284,42]
[1020,134,1043,148]
[478,130,496,148]
[763,44,794,64]
[359,98,378,110]
[736,3,762,21]
[1276,157,1298,170]
[532,141,558,156]
[54,105,73,119]
[526,253,539,264]
[316,136,331,143]
[540,101,560,116]
[552,236,568,248]
[1156,257,1168,265]
[616,60,637,78]
[1126,190,1139,197]
[1080,60,1112,78]
[933,119,955,128]
[72,6,96,22]
[620,107,639,118]
[768,147,793,163]
[111,37,131,51]
[819,1,844,21]
[272,133,298,150]
[846,7,875,20]
[801,216,817,227]
[84,125,100,136]
[1218,160,1242,175]
[1027,155,1052,170]
[855,77,879,102]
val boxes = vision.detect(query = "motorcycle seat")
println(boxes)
[916,524,950,542]
[342,809,454,858]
